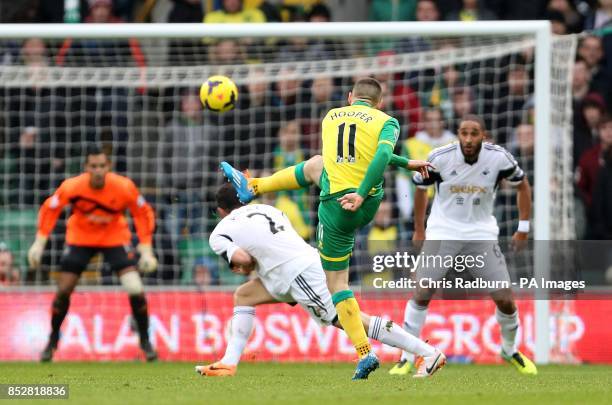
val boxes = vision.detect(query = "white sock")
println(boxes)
[220,306,255,366]
[496,308,519,355]
[368,316,436,357]
[400,300,429,362]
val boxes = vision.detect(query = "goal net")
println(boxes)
[0,23,578,363]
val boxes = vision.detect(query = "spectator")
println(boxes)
[418,63,462,123]
[577,35,610,107]
[574,94,607,168]
[591,138,612,240]
[204,0,266,63]
[415,0,441,21]
[208,39,246,65]
[395,0,440,53]
[158,89,218,280]
[301,76,341,153]
[577,36,604,75]
[546,10,569,35]
[238,67,275,169]
[577,115,612,210]
[271,66,304,123]
[374,51,422,136]
[272,120,312,240]
[8,126,54,207]
[204,0,266,23]
[8,40,68,192]
[573,58,593,104]
[546,0,583,33]
[489,64,532,145]
[56,0,146,68]
[584,0,612,30]
[51,1,143,175]
[193,257,220,287]
[445,0,497,21]
[367,200,398,257]
[19,38,51,85]
[0,243,20,286]
[395,107,456,235]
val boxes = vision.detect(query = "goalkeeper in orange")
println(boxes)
[28,146,158,362]
[221,78,436,379]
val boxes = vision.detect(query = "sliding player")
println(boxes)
[391,115,537,375]
[195,184,445,378]
[221,77,432,379]
[28,146,158,362]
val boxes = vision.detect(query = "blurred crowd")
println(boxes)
[0,0,611,287]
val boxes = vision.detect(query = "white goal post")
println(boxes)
[0,21,575,365]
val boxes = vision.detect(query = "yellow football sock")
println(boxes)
[249,162,309,195]
[334,293,371,358]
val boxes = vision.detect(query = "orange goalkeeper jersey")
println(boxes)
[37,173,155,247]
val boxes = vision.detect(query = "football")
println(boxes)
[200,75,238,112]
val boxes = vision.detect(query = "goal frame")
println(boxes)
[0,21,553,364]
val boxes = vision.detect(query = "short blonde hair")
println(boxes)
[352,77,383,105]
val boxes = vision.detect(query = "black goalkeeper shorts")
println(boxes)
[60,245,137,274]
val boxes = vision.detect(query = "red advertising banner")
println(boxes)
[1,291,610,363]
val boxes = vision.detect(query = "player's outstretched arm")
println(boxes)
[28,183,70,269]
[389,154,435,178]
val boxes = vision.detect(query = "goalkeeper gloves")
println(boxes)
[137,244,158,273]
[28,235,48,269]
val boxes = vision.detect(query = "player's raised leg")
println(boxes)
[221,155,430,204]
[491,289,537,375]
[220,155,322,203]
[196,278,277,377]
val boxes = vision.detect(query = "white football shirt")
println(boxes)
[209,204,319,295]
[413,142,525,240]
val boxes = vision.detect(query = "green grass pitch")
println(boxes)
[1,362,610,405]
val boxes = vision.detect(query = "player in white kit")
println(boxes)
[195,183,445,378]
[390,115,537,376]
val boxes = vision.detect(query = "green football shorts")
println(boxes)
[316,195,382,271]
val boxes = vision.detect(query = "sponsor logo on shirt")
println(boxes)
[450,185,487,194]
